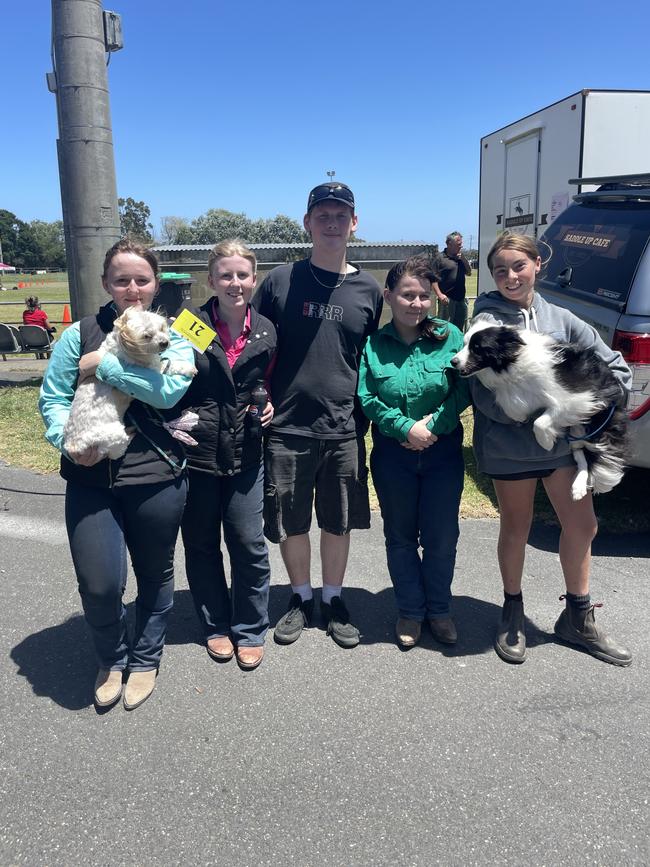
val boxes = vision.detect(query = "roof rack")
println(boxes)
[569,173,650,186]
[569,173,650,203]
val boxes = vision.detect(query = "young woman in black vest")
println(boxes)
[174,240,276,670]
[39,239,196,710]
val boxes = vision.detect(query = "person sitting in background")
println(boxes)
[23,296,57,336]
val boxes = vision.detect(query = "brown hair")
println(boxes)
[385,255,448,342]
[25,295,40,311]
[102,238,159,279]
[207,238,257,277]
[487,232,540,273]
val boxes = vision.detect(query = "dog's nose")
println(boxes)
[450,356,459,368]
[159,339,169,351]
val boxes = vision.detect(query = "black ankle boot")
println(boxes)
[554,602,632,667]
[495,598,526,663]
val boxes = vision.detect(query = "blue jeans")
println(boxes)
[65,477,187,671]
[181,462,270,646]
[370,425,464,620]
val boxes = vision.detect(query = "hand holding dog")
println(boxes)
[78,351,103,382]
[68,444,103,466]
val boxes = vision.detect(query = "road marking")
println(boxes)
[0,513,68,546]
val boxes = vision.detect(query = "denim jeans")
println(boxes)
[370,425,464,619]
[181,461,270,646]
[65,477,187,671]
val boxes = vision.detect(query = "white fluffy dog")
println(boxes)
[63,307,196,461]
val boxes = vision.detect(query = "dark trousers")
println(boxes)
[65,477,187,671]
[181,462,270,646]
[370,426,464,620]
[438,298,468,332]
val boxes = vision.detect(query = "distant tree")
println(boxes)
[250,214,308,244]
[0,209,39,268]
[118,197,154,242]
[159,216,194,245]
[190,209,253,244]
[29,220,66,269]
[186,208,308,245]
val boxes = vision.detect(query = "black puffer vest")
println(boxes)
[60,303,186,489]
[174,302,276,477]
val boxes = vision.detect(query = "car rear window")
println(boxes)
[538,201,650,304]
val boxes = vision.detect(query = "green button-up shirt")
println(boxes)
[357,318,471,441]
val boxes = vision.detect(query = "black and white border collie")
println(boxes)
[451,320,628,500]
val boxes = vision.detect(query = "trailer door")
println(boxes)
[503,131,540,238]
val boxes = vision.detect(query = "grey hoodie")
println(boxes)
[469,290,632,476]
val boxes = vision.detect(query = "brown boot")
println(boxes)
[123,670,157,710]
[429,617,457,645]
[395,618,421,648]
[554,603,632,666]
[94,669,123,707]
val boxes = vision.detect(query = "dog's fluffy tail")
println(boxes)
[589,451,626,494]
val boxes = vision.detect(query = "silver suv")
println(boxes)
[537,174,650,468]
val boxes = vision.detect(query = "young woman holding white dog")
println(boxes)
[39,239,196,710]
[173,240,276,671]
[469,233,632,666]
[357,256,470,649]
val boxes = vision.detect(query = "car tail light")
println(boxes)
[613,330,650,417]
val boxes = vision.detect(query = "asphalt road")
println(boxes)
[0,462,648,866]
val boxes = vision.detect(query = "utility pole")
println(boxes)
[48,1,122,318]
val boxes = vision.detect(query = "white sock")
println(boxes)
[292,582,313,602]
[322,584,342,605]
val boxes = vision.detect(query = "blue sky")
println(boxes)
[2,0,649,247]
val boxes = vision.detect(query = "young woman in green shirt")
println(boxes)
[358,256,470,649]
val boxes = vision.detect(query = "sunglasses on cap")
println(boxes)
[307,183,355,211]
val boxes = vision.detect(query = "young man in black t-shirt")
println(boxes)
[252,182,382,648]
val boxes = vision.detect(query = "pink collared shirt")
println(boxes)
[211,301,251,369]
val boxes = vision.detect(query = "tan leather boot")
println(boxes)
[123,670,157,710]
[94,668,123,707]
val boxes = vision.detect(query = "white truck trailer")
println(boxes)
[478,89,650,293]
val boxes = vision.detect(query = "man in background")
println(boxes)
[435,232,471,331]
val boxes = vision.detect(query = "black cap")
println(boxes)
[307,182,355,212]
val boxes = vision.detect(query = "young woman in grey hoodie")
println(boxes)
[469,233,632,667]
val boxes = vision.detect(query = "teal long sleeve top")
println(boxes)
[357,318,471,442]
[39,319,195,454]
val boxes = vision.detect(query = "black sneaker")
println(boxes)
[321,596,360,648]
[274,593,313,644]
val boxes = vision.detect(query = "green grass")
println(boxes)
[0,273,71,325]
[1,384,642,532]
[0,384,60,473]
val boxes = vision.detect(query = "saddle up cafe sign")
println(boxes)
[504,194,534,229]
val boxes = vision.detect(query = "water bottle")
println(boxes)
[248,379,268,423]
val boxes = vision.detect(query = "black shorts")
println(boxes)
[263,433,371,543]
[489,469,557,481]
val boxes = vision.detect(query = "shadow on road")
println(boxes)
[10,590,556,710]
[527,521,650,558]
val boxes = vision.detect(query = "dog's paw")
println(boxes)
[533,416,557,451]
[571,476,589,500]
[167,362,197,377]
